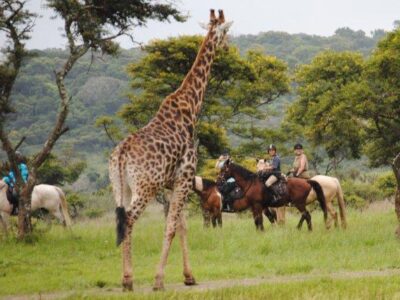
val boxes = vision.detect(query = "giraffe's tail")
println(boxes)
[116,206,127,246]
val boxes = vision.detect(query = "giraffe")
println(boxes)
[109,9,233,291]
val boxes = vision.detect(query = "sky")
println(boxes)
[2,0,400,49]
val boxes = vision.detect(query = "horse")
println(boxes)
[0,180,71,234]
[218,159,327,231]
[192,176,222,228]
[193,176,277,231]
[256,159,347,229]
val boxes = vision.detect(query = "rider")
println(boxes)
[263,144,281,204]
[2,151,29,215]
[215,149,236,211]
[290,143,311,179]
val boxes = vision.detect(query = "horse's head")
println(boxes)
[216,158,233,186]
[256,158,270,172]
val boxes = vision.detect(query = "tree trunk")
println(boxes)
[392,153,400,238]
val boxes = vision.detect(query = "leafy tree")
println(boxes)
[103,35,289,163]
[287,51,365,173]
[0,0,185,238]
[37,154,86,186]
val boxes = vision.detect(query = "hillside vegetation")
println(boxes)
[3,27,382,157]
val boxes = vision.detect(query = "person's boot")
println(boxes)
[11,190,19,216]
[267,186,280,206]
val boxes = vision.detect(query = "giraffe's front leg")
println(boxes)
[177,212,196,285]
[153,182,194,290]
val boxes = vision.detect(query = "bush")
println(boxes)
[85,208,104,219]
[66,192,85,218]
[374,172,397,198]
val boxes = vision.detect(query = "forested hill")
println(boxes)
[231,27,386,68]
[6,27,384,157]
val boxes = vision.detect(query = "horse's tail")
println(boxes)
[56,187,72,227]
[307,180,327,221]
[335,179,347,229]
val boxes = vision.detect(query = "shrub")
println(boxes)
[374,172,397,198]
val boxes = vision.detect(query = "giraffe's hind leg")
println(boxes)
[121,186,155,291]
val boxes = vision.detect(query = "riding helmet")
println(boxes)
[294,143,303,150]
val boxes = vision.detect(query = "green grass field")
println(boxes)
[1,204,399,299]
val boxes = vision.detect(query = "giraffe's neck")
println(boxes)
[156,28,218,133]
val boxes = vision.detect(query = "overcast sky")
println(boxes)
[3,0,400,49]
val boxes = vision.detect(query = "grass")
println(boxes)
[0,204,399,298]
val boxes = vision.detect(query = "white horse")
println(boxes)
[256,159,347,229]
[0,180,71,233]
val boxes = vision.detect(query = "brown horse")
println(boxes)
[218,159,327,231]
[192,176,277,231]
[192,176,222,228]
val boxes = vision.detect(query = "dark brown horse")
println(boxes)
[217,159,327,231]
[192,176,277,231]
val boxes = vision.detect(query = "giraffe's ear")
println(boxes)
[220,21,233,31]
[199,22,209,30]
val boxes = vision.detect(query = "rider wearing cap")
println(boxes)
[291,143,310,179]
[263,144,281,203]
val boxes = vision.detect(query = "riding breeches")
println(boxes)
[265,175,278,187]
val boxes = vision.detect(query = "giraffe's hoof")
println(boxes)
[153,283,165,291]
[122,278,133,291]
[184,276,196,286]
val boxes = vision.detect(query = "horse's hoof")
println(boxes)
[184,276,196,286]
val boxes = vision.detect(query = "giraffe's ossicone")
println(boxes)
[109,9,233,291]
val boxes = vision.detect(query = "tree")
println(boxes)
[0,0,37,237]
[1,0,185,238]
[37,153,86,186]
[100,36,289,164]
[350,29,400,237]
[287,51,365,174]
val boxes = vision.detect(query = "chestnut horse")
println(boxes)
[218,160,327,231]
[257,159,347,229]
[192,176,277,231]
[192,176,222,228]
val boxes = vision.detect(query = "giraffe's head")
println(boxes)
[200,9,233,50]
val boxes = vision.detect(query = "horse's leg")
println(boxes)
[202,209,211,228]
[304,210,312,231]
[297,213,306,230]
[211,214,217,228]
[50,205,65,226]
[325,200,338,229]
[0,212,9,236]
[263,207,276,225]
[252,205,264,231]
[276,207,286,225]
[217,211,222,227]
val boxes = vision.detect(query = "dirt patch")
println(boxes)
[4,268,400,300]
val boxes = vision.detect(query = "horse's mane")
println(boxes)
[202,178,216,190]
[231,163,256,180]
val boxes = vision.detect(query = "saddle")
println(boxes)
[258,171,288,203]
[270,177,288,201]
